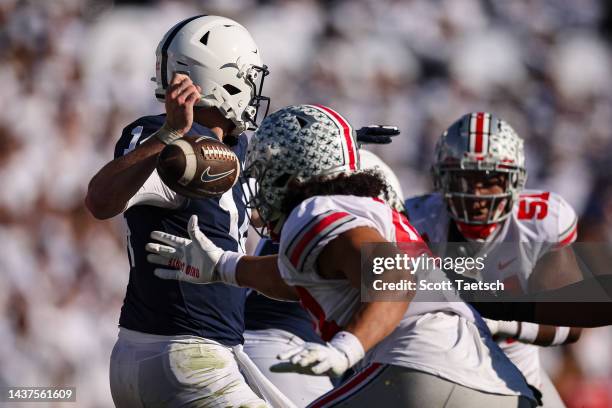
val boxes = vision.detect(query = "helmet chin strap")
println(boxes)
[455,221,500,241]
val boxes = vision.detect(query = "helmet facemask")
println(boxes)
[241,159,294,237]
[242,64,270,131]
[434,168,523,225]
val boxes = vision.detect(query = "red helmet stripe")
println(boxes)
[468,112,492,154]
[314,104,357,170]
[474,112,485,153]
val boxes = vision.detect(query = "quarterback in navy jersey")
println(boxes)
[114,113,250,343]
[85,15,277,408]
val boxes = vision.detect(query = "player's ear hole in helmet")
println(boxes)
[154,15,270,136]
[432,112,527,225]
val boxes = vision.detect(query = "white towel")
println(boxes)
[233,344,298,408]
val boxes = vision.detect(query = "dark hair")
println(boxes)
[222,134,239,147]
[281,170,386,216]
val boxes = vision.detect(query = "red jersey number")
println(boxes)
[518,192,550,220]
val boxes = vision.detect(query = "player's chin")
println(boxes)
[469,212,489,222]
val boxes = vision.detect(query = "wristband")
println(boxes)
[551,326,570,346]
[329,331,365,368]
[155,123,184,145]
[518,321,539,343]
[215,251,244,286]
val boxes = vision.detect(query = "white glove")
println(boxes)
[145,214,243,285]
[276,331,365,377]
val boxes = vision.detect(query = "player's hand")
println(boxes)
[275,331,364,377]
[146,215,224,284]
[277,343,350,376]
[164,72,202,135]
[355,125,400,145]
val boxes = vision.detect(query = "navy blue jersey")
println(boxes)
[244,239,323,343]
[115,114,249,346]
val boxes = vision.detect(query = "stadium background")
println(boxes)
[0,0,611,406]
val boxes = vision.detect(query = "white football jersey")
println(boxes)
[278,195,535,399]
[405,190,578,388]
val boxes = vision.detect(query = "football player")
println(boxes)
[404,112,583,407]
[242,149,404,407]
[146,105,537,407]
[85,16,277,408]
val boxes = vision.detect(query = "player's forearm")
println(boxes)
[532,301,612,328]
[472,275,612,327]
[236,255,299,301]
[86,139,165,219]
[530,324,582,345]
[345,301,409,352]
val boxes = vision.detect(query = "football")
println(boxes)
[156,135,240,199]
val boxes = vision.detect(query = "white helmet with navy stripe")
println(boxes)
[154,15,270,135]
[432,112,527,224]
[244,104,359,226]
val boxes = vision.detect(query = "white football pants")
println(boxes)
[307,364,536,408]
[110,327,274,408]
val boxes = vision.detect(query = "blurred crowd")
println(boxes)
[0,0,611,406]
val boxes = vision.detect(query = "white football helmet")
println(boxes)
[244,104,360,226]
[359,149,405,212]
[432,112,527,225]
[154,15,270,135]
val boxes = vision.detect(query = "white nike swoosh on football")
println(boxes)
[200,166,235,183]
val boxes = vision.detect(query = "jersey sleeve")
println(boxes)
[114,117,163,159]
[114,116,185,211]
[552,193,578,249]
[125,169,184,210]
[278,197,379,286]
[520,191,578,253]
